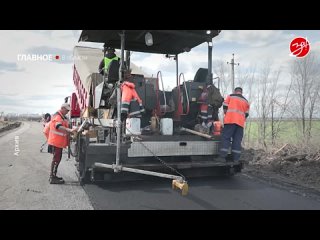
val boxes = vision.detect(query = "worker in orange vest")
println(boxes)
[220,87,250,162]
[43,113,53,153]
[47,103,77,184]
[120,81,145,121]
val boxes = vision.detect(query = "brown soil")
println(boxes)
[240,145,320,191]
[0,121,22,134]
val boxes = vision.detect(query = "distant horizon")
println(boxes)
[1,112,43,116]
[1,113,320,121]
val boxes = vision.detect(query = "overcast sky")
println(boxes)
[0,30,319,115]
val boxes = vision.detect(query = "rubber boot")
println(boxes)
[54,161,64,181]
[49,162,64,184]
[226,153,234,162]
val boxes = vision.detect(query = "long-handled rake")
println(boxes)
[40,140,47,152]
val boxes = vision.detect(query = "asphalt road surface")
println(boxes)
[83,174,320,210]
[0,121,92,210]
[1,121,320,210]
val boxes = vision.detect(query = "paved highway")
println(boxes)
[1,121,320,210]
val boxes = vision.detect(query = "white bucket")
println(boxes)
[160,118,173,135]
[126,118,141,135]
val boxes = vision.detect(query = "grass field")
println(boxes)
[243,119,320,147]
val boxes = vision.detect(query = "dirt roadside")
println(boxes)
[240,146,320,193]
[0,121,22,136]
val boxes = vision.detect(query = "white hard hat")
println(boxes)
[61,103,71,110]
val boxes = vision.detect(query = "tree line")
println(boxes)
[214,53,320,149]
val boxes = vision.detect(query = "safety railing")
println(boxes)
[156,71,167,116]
[178,73,190,115]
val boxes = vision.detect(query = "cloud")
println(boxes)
[26,30,81,40]
[28,30,54,36]
[52,84,73,88]
[0,92,19,97]
[0,93,71,114]
[218,30,287,47]
[0,60,24,73]
[131,42,210,86]
[0,96,22,106]
[26,94,68,101]
[0,31,81,114]
[0,59,73,91]
[72,30,81,38]
[51,30,77,39]
[0,30,80,63]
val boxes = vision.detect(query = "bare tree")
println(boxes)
[256,64,270,148]
[236,66,256,147]
[291,53,318,137]
[255,62,281,149]
[272,78,293,144]
[269,69,281,145]
[213,60,230,97]
[307,70,320,137]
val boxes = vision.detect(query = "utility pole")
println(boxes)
[212,76,220,89]
[227,53,239,91]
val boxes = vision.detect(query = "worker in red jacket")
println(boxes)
[120,81,145,121]
[198,86,213,128]
[47,103,77,184]
[220,87,250,162]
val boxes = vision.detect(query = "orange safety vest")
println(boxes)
[47,111,69,148]
[120,81,144,116]
[223,94,249,128]
[43,121,50,139]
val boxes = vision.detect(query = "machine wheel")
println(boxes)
[78,136,90,186]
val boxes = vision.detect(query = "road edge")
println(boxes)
[0,122,23,138]
[242,166,320,201]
